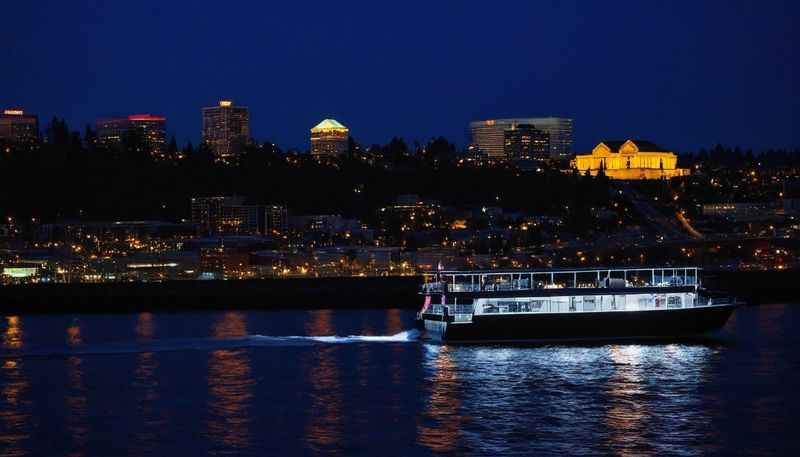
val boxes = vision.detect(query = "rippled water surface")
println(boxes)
[1,305,798,456]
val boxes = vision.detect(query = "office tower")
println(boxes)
[191,196,258,235]
[470,117,573,159]
[201,100,250,163]
[310,119,349,159]
[503,124,550,160]
[96,114,167,158]
[264,205,288,236]
[221,204,259,234]
[0,109,39,152]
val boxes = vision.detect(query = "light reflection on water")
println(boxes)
[206,312,254,455]
[1,316,29,457]
[65,321,88,457]
[130,312,162,456]
[416,341,720,455]
[304,310,343,455]
[417,345,463,454]
[0,305,797,456]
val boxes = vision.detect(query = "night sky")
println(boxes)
[2,0,798,153]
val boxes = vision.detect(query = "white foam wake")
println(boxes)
[252,329,420,344]
[1,330,421,358]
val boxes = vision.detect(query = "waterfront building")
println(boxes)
[572,139,690,180]
[264,205,288,236]
[310,119,349,159]
[0,109,39,152]
[191,196,258,235]
[503,124,550,160]
[201,100,250,163]
[96,114,167,158]
[469,117,572,159]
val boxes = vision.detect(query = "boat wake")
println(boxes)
[0,329,420,358]
[252,329,419,344]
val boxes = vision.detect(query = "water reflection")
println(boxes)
[417,345,462,453]
[207,312,254,454]
[386,309,404,385]
[65,321,88,457]
[4,315,23,349]
[130,312,162,456]
[357,316,372,387]
[1,316,30,457]
[605,345,651,457]
[604,343,714,456]
[305,310,342,455]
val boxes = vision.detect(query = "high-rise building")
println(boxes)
[264,205,288,236]
[0,109,39,152]
[201,100,250,163]
[96,114,167,158]
[191,196,258,235]
[310,119,349,159]
[503,124,550,161]
[221,204,259,235]
[470,117,573,159]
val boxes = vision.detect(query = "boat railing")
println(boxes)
[422,267,700,294]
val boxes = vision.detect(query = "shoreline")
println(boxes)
[0,270,798,314]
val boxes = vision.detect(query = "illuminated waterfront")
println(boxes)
[0,305,798,456]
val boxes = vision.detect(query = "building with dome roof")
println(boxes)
[310,118,349,159]
[572,139,690,180]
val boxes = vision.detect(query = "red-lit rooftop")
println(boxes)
[127,114,166,122]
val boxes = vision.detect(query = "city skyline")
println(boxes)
[2,1,799,153]
[2,3,799,457]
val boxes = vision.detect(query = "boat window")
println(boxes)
[668,296,682,308]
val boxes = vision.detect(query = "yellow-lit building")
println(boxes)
[310,118,349,159]
[572,139,689,180]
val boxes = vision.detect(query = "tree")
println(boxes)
[84,125,98,153]
[425,136,455,168]
[168,135,179,159]
[384,137,409,164]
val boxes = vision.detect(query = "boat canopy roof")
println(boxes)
[423,266,701,277]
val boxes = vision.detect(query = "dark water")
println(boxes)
[0,305,798,456]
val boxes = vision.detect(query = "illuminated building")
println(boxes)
[264,205,288,236]
[96,114,167,158]
[469,117,572,159]
[503,124,550,160]
[191,196,258,235]
[310,119,349,159]
[572,140,690,180]
[201,100,250,163]
[0,109,39,152]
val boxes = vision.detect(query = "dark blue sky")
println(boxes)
[2,0,798,153]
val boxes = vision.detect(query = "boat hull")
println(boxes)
[423,304,736,343]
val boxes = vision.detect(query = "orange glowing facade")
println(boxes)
[572,139,690,180]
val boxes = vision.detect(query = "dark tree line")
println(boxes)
[1,118,612,232]
[684,144,800,169]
